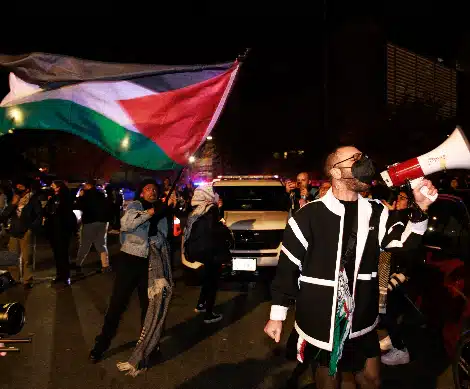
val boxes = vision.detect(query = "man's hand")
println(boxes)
[300,188,309,198]
[11,194,20,205]
[285,180,296,193]
[168,192,177,207]
[412,179,438,211]
[388,272,407,291]
[264,320,283,343]
[147,207,156,216]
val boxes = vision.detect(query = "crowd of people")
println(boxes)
[0,143,440,386]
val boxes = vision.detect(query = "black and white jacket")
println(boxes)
[270,188,428,352]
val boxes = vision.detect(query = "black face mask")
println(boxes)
[351,156,376,184]
[14,188,25,195]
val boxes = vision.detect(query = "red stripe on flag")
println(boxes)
[118,65,237,165]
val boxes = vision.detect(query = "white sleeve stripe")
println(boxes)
[357,272,378,280]
[281,245,302,270]
[299,275,336,287]
[411,219,428,235]
[288,217,308,250]
[387,221,405,235]
[385,221,413,249]
[378,206,388,246]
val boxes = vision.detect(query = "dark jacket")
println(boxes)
[44,193,77,236]
[287,186,315,215]
[75,188,110,224]
[185,206,232,263]
[270,188,428,351]
[387,209,419,278]
[1,193,43,238]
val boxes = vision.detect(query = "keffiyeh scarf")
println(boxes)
[182,185,216,250]
[328,267,354,376]
[116,233,173,377]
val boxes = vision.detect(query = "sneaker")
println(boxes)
[381,347,410,366]
[89,347,104,363]
[194,303,206,313]
[204,312,223,324]
[379,335,393,351]
[89,338,109,364]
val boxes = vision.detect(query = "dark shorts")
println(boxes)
[287,329,380,373]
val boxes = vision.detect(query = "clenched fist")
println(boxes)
[264,320,283,343]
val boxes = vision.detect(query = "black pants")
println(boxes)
[50,232,71,280]
[197,258,220,315]
[111,204,121,230]
[382,289,407,350]
[95,252,149,351]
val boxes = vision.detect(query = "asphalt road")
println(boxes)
[0,235,457,389]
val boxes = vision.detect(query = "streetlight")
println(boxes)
[189,156,196,163]
[207,136,213,141]
[120,136,130,150]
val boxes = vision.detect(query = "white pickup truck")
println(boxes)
[181,175,289,273]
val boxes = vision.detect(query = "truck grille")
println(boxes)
[232,230,283,250]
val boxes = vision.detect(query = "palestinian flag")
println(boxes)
[0,52,240,170]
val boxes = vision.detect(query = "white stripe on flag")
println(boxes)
[1,77,156,133]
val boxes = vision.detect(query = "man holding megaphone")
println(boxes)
[265,145,437,389]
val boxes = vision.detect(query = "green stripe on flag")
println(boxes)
[0,99,181,170]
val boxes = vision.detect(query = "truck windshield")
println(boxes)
[215,186,288,211]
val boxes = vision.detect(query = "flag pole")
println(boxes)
[164,167,185,205]
[237,48,251,62]
[165,48,249,203]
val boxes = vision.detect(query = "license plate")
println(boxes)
[232,257,257,271]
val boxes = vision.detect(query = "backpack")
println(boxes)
[184,217,206,263]
[184,211,233,264]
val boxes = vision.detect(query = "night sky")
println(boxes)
[1,11,469,177]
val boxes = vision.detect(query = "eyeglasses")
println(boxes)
[333,152,364,168]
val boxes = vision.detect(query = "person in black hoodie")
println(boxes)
[44,181,77,286]
[1,178,42,288]
[183,185,231,324]
[74,181,111,273]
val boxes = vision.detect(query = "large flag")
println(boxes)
[0,52,240,170]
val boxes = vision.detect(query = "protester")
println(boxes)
[264,146,436,388]
[44,180,77,286]
[90,179,175,376]
[1,178,42,288]
[183,185,231,323]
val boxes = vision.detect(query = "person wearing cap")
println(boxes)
[89,179,175,364]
